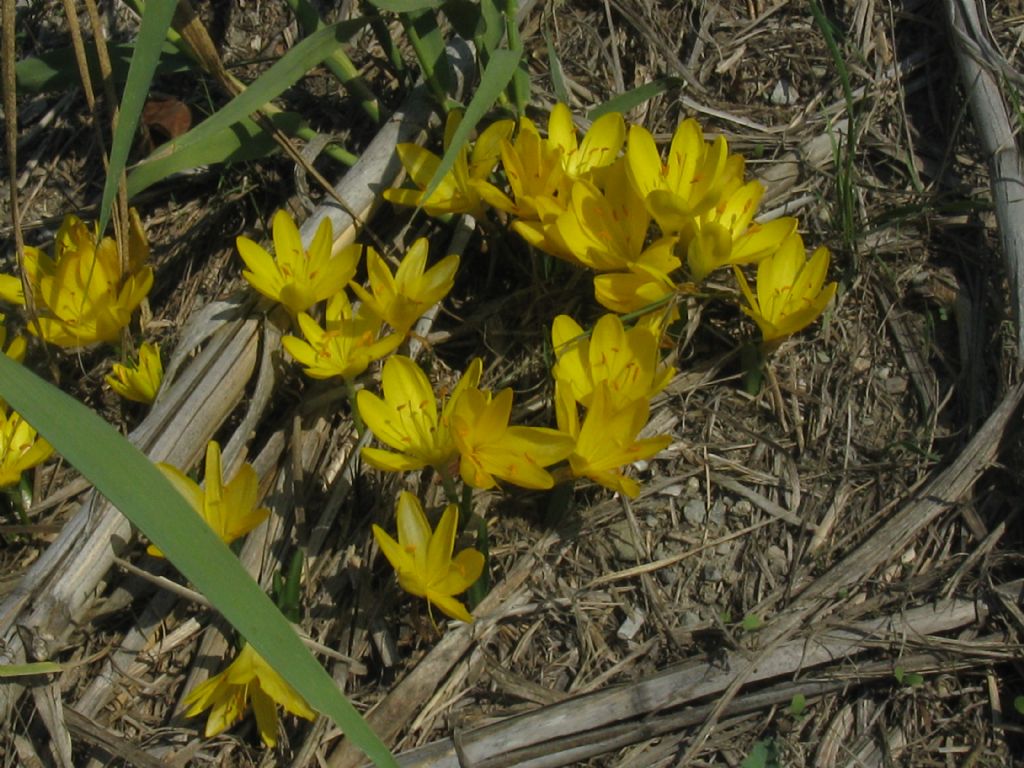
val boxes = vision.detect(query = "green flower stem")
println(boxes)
[7,479,31,528]
[438,467,461,507]
[344,377,366,438]
[504,0,529,113]
[400,10,450,106]
[544,480,575,529]
[284,0,381,123]
[276,549,304,623]
[741,340,767,396]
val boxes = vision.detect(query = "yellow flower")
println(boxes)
[450,384,575,490]
[182,641,316,748]
[237,210,359,315]
[357,356,482,473]
[11,210,153,348]
[349,239,459,335]
[478,105,625,255]
[625,119,744,234]
[0,313,26,363]
[591,238,680,318]
[683,180,797,283]
[546,102,625,180]
[734,233,837,344]
[475,116,572,223]
[105,342,163,404]
[383,111,514,218]
[372,491,484,623]
[556,383,670,498]
[148,440,269,557]
[545,160,651,270]
[282,293,402,380]
[0,410,53,488]
[551,313,674,411]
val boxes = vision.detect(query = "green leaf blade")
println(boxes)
[0,354,396,766]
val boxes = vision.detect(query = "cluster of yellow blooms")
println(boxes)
[0,211,163,495]
[170,104,840,745]
[0,103,838,748]
[388,105,837,344]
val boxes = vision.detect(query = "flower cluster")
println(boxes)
[1,210,153,348]
[239,211,459,381]
[389,106,837,346]
[552,314,673,498]
[92,103,839,749]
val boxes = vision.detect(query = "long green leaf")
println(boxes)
[15,42,191,94]
[126,18,367,200]
[0,355,396,766]
[421,47,521,202]
[97,0,178,241]
[284,0,380,122]
[368,0,445,11]
[125,112,304,197]
[0,661,63,678]
[402,9,451,103]
[588,77,684,121]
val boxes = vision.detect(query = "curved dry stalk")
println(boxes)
[944,0,1024,361]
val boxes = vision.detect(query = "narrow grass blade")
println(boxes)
[421,48,521,201]
[0,355,397,767]
[543,25,570,105]
[126,18,367,199]
[401,9,451,103]
[126,112,304,196]
[0,662,64,678]
[589,77,683,120]
[367,0,444,10]
[96,0,177,240]
[284,0,380,122]
[15,42,191,94]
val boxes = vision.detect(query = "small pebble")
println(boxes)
[680,610,702,628]
[708,500,727,527]
[683,499,707,526]
[703,564,723,583]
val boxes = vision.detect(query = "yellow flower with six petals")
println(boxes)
[450,381,574,490]
[106,342,163,404]
[551,313,674,411]
[0,410,53,488]
[357,355,482,473]
[237,210,359,315]
[148,440,269,557]
[733,233,837,344]
[182,641,315,748]
[682,180,796,283]
[383,111,514,218]
[625,119,744,234]
[349,239,459,335]
[10,210,153,348]
[372,491,485,623]
[556,382,670,498]
[282,293,402,380]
